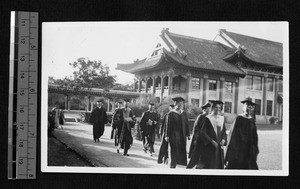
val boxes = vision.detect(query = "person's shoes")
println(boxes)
[94,139,96,143]
[123,153,129,156]
[149,152,153,157]
[157,159,163,164]
[117,149,119,153]
[97,139,100,142]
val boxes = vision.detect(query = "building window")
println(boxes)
[209,80,217,91]
[246,75,253,90]
[224,102,232,113]
[255,99,261,115]
[266,100,273,116]
[267,78,273,91]
[253,76,262,90]
[192,77,200,90]
[191,98,200,107]
[225,81,233,93]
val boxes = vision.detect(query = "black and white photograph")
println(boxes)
[41,22,288,175]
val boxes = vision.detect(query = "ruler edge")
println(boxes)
[8,11,39,180]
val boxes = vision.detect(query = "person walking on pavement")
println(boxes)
[187,102,211,169]
[200,100,227,169]
[225,97,259,169]
[157,104,174,164]
[90,99,108,143]
[118,100,136,156]
[165,97,190,168]
[111,101,124,153]
[140,102,160,156]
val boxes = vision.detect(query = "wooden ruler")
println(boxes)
[8,11,38,179]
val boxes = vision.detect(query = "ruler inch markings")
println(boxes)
[8,11,38,180]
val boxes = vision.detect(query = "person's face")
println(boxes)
[118,102,123,108]
[149,104,155,111]
[204,106,210,114]
[97,102,102,107]
[212,104,221,115]
[175,101,183,109]
[169,106,173,111]
[125,102,129,108]
[244,103,255,115]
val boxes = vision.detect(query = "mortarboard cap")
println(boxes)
[201,102,211,109]
[241,97,256,105]
[172,97,185,102]
[209,100,224,106]
[148,102,155,105]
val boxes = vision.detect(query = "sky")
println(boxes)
[42,22,288,85]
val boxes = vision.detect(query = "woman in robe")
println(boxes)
[200,100,227,169]
[187,102,211,169]
[225,97,259,169]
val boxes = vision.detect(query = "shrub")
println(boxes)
[269,117,277,124]
[186,105,202,119]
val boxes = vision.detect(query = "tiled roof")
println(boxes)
[116,55,163,73]
[117,30,246,76]
[166,32,245,76]
[221,30,283,67]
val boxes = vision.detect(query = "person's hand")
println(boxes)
[211,140,218,148]
[165,137,169,142]
[220,139,226,146]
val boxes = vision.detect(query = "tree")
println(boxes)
[69,58,116,90]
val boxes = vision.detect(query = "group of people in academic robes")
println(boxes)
[155,96,259,170]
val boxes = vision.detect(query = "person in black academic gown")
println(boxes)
[165,97,190,168]
[111,101,124,153]
[225,97,259,169]
[140,102,160,156]
[90,100,108,142]
[200,100,227,169]
[118,101,136,156]
[157,104,174,164]
[187,102,211,169]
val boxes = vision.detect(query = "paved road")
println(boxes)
[50,122,282,170]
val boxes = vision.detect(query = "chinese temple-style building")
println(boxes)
[116,28,283,124]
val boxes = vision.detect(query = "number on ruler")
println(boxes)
[19,158,23,165]
[20,89,25,96]
[29,88,35,93]
[20,107,24,113]
[21,20,26,27]
[20,55,25,62]
[19,124,24,130]
[20,38,26,44]
[20,73,25,79]
[19,141,24,148]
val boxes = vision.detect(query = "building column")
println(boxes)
[64,95,68,110]
[219,77,225,102]
[145,78,149,93]
[133,79,137,91]
[68,95,71,111]
[168,74,173,95]
[262,74,268,116]
[111,98,116,112]
[234,79,239,114]
[138,79,141,92]
[199,78,204,106]
[186,72,192,104]
[274,76,279,117]
[202,74,208,104]
[90,101,94,111]
[152,76,156,94]
[160,75,164,103]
